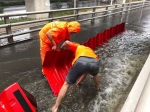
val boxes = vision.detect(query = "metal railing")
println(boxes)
[0,1,150,45]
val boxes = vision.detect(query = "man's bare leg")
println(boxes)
[76,74,87,87]
[52,81,70,112]
[93,74,100,90]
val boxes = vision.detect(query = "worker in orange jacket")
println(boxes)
[39,21,81,74]
[52,40,100,112]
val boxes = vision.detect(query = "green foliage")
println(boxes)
[0,17,34,25]
[50,0,70,3]
[53,10,74,17]
[0,11,74,25]
[9,17,34,23]
[0,1,25,6]
[0,20,4,24]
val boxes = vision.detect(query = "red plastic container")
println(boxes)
[0,83,37,112]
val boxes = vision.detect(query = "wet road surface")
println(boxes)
[0,7,150,112]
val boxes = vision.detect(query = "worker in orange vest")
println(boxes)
[52,40,100,112]
[39,21,81,74]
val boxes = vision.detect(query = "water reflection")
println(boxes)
[0,28,30,46]
[3,6,26,19]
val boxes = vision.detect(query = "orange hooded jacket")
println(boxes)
[39,21,80,65]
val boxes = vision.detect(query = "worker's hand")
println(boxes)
[52,45,57,51]
[60,48,63,51]
[52,105,58,112]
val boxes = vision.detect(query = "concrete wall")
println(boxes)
[25,0,50,19]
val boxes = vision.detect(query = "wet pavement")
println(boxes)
[0,7,150,112]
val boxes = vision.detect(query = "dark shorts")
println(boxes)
[66,57,99,84]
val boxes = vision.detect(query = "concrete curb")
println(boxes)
[120,54,150,112]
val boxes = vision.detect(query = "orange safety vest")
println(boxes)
[39,21,70,64]
[72,45,98,65]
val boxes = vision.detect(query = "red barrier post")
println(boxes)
[87,38,94,49]
[110,27,114,37]
[107,29,110,40]
[83,41,88,46]
[93,36,97,49]
[112,26,115,36]
[104,30,108,42]
[121,22,125,32]
[101,31,105,45]
[114,25,116,35]
[118,23,121,34]
[96,33,102,47]
[116,25,119,35]
[95,34,99,47]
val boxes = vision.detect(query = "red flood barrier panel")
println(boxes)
[83,22,126,51]
[95,34,101,47]
[121,22,125,32]
[93,36,97,49]
[105,29,111,41]
[110,26,115,37]
[86,38,94,50]
[83,40,88,46]
[42,50,74,96]
[95,31,104,47]
[100,32,104,45]
[0,82,37,112]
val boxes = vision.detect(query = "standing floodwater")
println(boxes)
[0,7,150,112]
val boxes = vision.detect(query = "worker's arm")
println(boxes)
[46,32,57,50]
[61,40,78,52]
[61,40,71,49]
[52,81,70,112]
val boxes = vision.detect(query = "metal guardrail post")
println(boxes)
[91,8,96,24]
[127,4,130,13]
[4,16,13,44]
[113,5,118,17]
[115,5,117,8]
[120,4,124,15]
[75,9,79,21]
[142,2,145,8]
[104,6,108,19]
[125,4,129,13]
[48,12,53,22]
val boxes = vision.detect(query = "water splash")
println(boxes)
[91,30,150,112]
